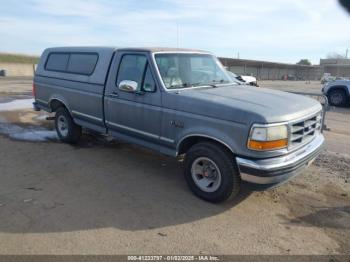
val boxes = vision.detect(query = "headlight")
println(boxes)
[248,124,288,151]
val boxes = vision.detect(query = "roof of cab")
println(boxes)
[44,46,211,54]
[116,47,211,53]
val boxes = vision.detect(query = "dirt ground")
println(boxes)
[260,80,323,94]
[0,77,349,255]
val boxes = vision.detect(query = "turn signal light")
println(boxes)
[248,139,288,151]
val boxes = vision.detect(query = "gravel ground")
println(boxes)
[0,76,33,95]
[0,78,349,255]
[315,152,350,181]
[259,80,323,94]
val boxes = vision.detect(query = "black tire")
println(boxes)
[184,142,240,203]
[55,107,81,144]
[328,89,347,107]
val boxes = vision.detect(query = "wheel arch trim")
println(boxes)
[48,96,71,113]
[176,134,235,156]
[327,85,350,97]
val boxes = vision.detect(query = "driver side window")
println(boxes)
[116,54,156,93]
[142,64,156,92]
[117,54,147,91]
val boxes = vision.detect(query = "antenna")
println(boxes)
[176,20,179,48]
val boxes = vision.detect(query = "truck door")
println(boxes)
[104,52,162,146]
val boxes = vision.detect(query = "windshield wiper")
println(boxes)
[206,80,229,88]
[169,82,202,89]
[169,80,228,89]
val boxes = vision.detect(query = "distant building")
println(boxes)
[219,57,350,81]
[219,57,322,81]
[320,58,350,77]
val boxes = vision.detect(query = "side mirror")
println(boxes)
[118,80,138,93]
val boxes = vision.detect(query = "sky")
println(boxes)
[0,0,349,64]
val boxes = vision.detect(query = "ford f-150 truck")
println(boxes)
[33,47,325,202]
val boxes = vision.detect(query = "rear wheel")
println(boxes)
[184,142,240,203]
[55,107,81,144]
[328,89,347,106]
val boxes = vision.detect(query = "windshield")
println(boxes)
[226,71,243,84]
[227,71,238,78]
[154,53,234,89]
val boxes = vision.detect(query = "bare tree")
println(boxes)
[296,59,311,66]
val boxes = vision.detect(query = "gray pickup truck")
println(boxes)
[33,47,325,202]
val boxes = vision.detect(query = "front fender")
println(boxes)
[175,125,245,155]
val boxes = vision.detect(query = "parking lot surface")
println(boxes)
[0,78,349,255]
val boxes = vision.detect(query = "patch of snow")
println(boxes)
[35,114,50,121]
[0,122,57,142]
[0,99,34,111]
[11,130,57,142]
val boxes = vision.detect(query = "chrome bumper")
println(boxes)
[236,135,324,187]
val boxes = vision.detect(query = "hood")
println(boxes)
[164,85,322,125]
[327,79,350,87]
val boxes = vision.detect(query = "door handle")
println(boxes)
[109,92,119,98]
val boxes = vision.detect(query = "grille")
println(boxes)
[289,112,322,148]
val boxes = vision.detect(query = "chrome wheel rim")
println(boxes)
[57,115,68,137]
[330,92,343,105]
[191,157,222,193]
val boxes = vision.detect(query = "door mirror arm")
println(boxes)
[135,90,145,95]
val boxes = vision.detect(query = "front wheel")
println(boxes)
[328,89,347,107]
[55,107,82,144]
[184,142,240,203]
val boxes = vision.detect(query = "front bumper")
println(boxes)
[236,134,324,189]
